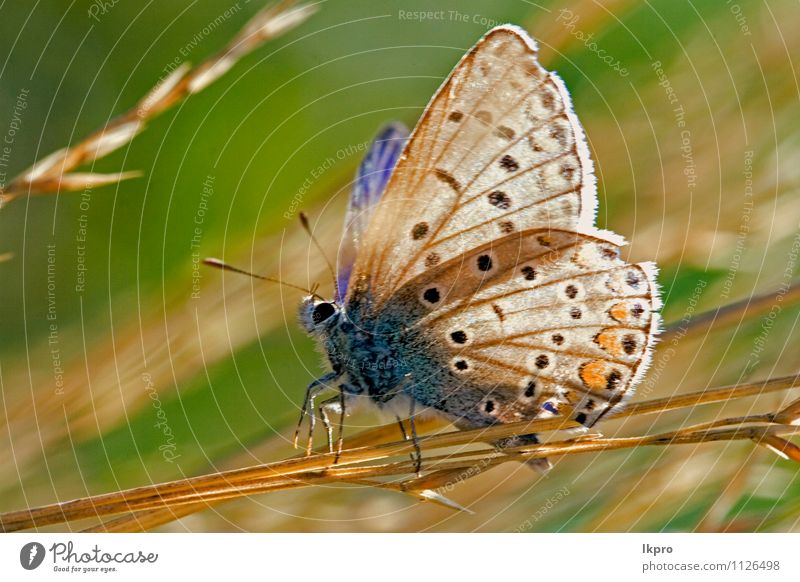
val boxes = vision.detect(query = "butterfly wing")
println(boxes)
[338,27,661,455]
[346,25,615,309]
[384,229,660,429]
[337,123,409,301]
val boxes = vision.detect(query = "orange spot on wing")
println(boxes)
[594,330,623,356]
[609,303,628,323]
[580,360,609,391]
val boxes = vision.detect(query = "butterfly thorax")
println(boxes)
[323,309,411,403]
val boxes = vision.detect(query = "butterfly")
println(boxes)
[296,25,661,472]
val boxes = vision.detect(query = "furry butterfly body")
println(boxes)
[299,25,660,468]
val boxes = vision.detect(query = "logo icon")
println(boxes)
[19,542,46,570]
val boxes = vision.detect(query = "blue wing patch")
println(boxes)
[337,122,409,301]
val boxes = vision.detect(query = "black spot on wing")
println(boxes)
[411,222,429,240]
[521,266,536,281]
[450,330,467,344]
[499,154,519,172]
[423,287,440,304]
[425,253,441,267]
[488,190,511,209]
[477,254,493,272]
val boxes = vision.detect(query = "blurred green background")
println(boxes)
[1,0,800,531]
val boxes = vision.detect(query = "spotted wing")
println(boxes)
[388,230,661,428]
[336,123,409,301]
[347,26,610,309]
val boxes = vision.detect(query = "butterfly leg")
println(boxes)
[319,396,336,455]
[319,384,358,463]
[294,371,340,455]
[335,388,346,462]
[394,415,409,441]
[494,434,552,474]
[392,414,420,469]
[408,398,423,475]
[319,390,344,456]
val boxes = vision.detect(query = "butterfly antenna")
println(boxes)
[299,212,339,299]
[203,258,323,300]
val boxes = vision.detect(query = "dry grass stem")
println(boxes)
[0,1,318,479]
[2,373,798,532]
[0,0,315,206]
[662,280,800,340]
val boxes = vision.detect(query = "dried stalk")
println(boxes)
[0,0,316,206]
[0,0,319,483]
[2,373,798,532]
[662,280,800,340]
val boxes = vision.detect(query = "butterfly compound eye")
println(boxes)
[312,302,336,325]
